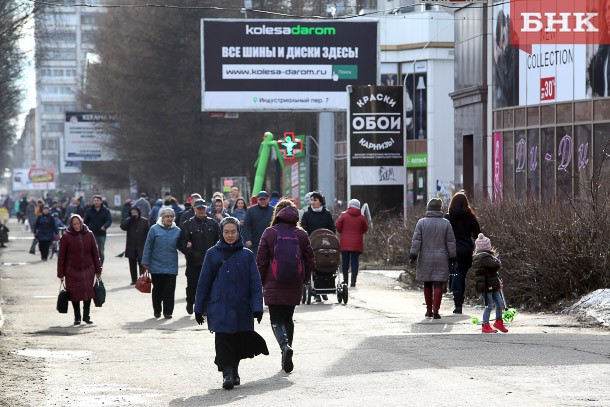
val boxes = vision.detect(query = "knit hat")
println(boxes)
[348,198,361,209]
[475,233,492,253]
[159,207,175,218]
[426,198,442,212]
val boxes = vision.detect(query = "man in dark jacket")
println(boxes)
[242,191,274,255]
[84,195,112,265]
[178,199,220,315]
[120,206,150,285]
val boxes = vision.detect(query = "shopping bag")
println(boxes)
[93,277,106,307]
[135,271,152,293]
[449,265,462,294]
[29,238,37,255]
[56,282,69,313]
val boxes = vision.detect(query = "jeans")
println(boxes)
[94,235,106,265]
[482,290,505,324]
[341,251,360,284]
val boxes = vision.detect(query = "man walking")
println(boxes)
[84,195,112,265]
[242,191,274,255]
[133,193,152,220]
[178,199,220,315]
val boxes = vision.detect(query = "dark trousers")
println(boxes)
[215,333,239,371]
[151,273,177,316]
[94,235,106,265]
[39,240,52,260]
[72,299,91,320]
[341,251,360,284]
[185,263,202,307]
[452,266,468,307]
[128,257,142,283]
[268,304,295,346]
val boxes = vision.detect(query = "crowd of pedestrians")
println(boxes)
[1,186,504,390]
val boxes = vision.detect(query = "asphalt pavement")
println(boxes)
[1,218,610,406]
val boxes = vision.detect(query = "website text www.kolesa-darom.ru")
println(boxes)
[222,64,334,80]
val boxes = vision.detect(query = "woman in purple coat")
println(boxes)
[57,214,102,325]
[256,200,315,373]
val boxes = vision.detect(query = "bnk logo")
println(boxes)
[245,24,336,35]
[510,0,609,52]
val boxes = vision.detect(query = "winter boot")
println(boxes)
[493,319,509,333]
[72,302,81,325]
[350,272,357,288]
[481,323,497,334]
[424,286,433,318]
[222,366,234,390]
[432,285,443,319]
[232,361,241,386]
[272,324,294,373]
[343,271,349,286]
[83,300,92,324]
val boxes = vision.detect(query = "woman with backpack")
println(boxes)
[256,199,315,373]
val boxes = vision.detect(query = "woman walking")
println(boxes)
[57,214,102,325]
[35,205,59,261]
[335,198,368,288]
[256,199,315,373]
[194,217,267,390]
[141,207,181,319]
[409,198,457,319]
[444,191,481,314]
[120,206,150,285]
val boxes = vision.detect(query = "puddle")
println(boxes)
[14,348,91,359]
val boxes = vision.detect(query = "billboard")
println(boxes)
[348,86,405,215]
[64,112,117,161]
[201,19,378,111]
[12,168,56,191]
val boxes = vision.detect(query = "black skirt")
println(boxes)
[214,331,269,370]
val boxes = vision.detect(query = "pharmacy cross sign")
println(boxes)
[278,132,303,158]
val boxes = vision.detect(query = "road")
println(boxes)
[1,218,609,407]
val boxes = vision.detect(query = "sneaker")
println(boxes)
[493,319,509,333]
[482,323,497,333]
[186,303,193,315]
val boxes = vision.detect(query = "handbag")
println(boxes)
[449,265,462,294]
[93,277,106,307]
[135,271,152,293]
[29,238,37,255]
[56,282,69,313]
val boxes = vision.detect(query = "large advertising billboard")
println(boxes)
[492,0,610,107]
[64,112,117,161]
[201,19,378,111]
[12,168,56,191]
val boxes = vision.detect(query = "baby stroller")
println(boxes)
[301,228,348,305]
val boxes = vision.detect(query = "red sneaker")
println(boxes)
[493,319,509,333]
[481,323,497,333]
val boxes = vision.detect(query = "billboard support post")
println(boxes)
[318,112,335,209]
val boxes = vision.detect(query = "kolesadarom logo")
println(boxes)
[510,0,610,52]
[245,24,336,36]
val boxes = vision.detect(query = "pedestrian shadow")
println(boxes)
[30,325,92,336]
[169,371,293,406]
[121,315,197,332]
[106,284,135,293]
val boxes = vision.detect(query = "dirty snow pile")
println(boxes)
[564,289,610,328]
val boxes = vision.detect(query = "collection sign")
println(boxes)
[64,112,117,161]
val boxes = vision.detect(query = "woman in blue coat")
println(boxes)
[141,207,181,319]
[34,205,59,261]
[194,217,267,390]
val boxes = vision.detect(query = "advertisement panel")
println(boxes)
[201,19,378,111]
[12,168,56,191]
[492,0,605,107]
[348,85,405,215]
[64,112,117,161]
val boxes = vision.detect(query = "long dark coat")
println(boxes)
[256,206,315,306]
[120,207,150,259]
[57,215,102,301]
[444,209,481,270]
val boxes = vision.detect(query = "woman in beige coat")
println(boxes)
[409,198,457,319]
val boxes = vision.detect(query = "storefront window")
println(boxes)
[541,105,555,125]
[514,130,526,199]
[574,124,591,199]
[527,129,540,200]
[541,127,555,201]
[502,131,514,195]
[556,126,574,201]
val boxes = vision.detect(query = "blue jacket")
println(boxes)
[34,213,59,242]
[194,238,263,333]
[141,218,181,275]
